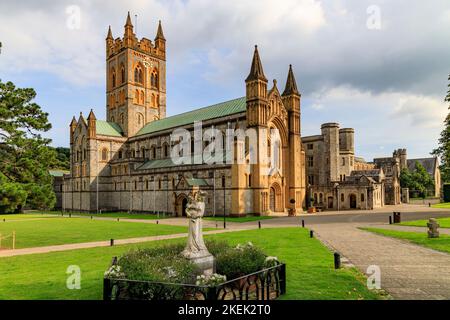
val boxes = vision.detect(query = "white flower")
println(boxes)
[104,265,125,278]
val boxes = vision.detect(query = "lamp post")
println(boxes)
[223,177,226,229]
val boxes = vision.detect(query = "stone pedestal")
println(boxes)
[427,218,440,238]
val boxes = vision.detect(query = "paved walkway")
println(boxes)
[310,223,450,300]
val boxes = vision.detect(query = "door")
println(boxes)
[349,194,357,209]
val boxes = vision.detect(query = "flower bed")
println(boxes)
[103,241,286,300]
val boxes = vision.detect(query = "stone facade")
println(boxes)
[373,149,405,205]
[302,123,384,210]
[60,14,306,216]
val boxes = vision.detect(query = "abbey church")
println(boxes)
[56,13,441,215]
[59,13,306,216]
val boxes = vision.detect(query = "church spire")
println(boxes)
[125,11,133,27]
[282,64,299,96]
[245,45,267,82]
[155,20,165,40]
[106,25,113,40]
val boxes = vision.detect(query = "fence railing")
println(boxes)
[0,231,16,250]
[103,263,286,301]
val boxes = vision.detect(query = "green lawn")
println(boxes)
[204,215,274,223]
[432,203,450,209]
[363,227,450,254]
[33,211,171,220]
[400,217,450,228]
[0,213,60,221]
[0,217,188,249]
[0,228,384,300]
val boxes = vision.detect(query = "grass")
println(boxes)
[32,211,171,220]
[432,203,450,209]
[399,217,450,229]
[0,217,188,249]
[0,228,383,300]
[363,227,450,254]
[204,215,274,223]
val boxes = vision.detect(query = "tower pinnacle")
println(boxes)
[282,64,299,96]
[245,45,267,82]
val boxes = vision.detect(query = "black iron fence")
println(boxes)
[103,263,286,300]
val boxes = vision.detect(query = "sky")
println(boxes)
[0,0,449,161]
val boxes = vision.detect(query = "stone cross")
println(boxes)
[427,218,440,238]
[181,190,215,276]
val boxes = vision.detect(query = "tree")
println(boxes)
[400,162,435,198]
[0,80,57,212]
[50,147,70,170]
[431,74,450,183]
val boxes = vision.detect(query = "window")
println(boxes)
[134,66,143,84]
[151,69,158,88]
[163,144,169,158]
[221,175,226,188]
[101,148,108,161]
[134,181,137,190]
[158,179,161,190]
[151,146,156,159]
[342,157,346,166]
[361,193,365,202]
[120,113,124,125]
[141,147,146,159]
[120,65,125,84]
[341,194,344,202]
[118,151,123,159]
[248,174,252,187]
[123,182,126,190]
[145,180,149,190]
[307,144,313,150]
[111,68,116,87]
[307,156,314,167]
[308,175,314,185]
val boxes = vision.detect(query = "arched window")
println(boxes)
[120,65,125,84]
[361,193,365,202]
[134,66,143,84]
[101,148,108,161]
[151,146,156,159]
[151,69,158,88]
[135,89,140,104]
[163,143,169,158]
[221,175,226,188]
[137,113,143,125]
[111,69,116,87]
[141,147,145,159]
[120,113,124,125]
[140,90,145,105]
[341,193,345,202]
[118,150,123,159]
[248,174,252,187]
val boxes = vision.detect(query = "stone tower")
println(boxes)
[245,46,269,214]
[321,123,340,184]
[105,12,166,137]
[282,64,305,209]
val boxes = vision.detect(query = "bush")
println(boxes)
[204,240,232,256]
[114,244,197,284]
[0,182,28,214]
[216,242,267,279]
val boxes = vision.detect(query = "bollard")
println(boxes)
[69,213,71,218]
[156,220,159,225]
[91,216,93,220]
[302,219,305,228]
[110,239,114,246]
[258,221,261,229]
[334,252,341,269]
[389,216,392,225]
[3,219,5,222]
[117,218,120,222]
[216,223,218,229]
[310,230,314,238]
[429,202,431,207]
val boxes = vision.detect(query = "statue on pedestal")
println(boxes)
[427,218,440,238]
[181,191,215,276]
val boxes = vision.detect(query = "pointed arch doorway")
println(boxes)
[269,183,282,212]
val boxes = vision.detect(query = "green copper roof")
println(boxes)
[135,97,246,136]
[186,178,208,187]
[96,120,123,137]
[49,169,69,177]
